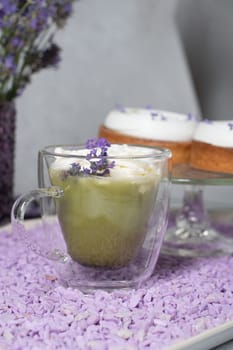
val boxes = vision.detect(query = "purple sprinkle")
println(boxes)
[146,105,153,110]
[2,221,233,349]
[187,113,200,121]
[151,112,158,120]
[115,104,126,113]
[203,119,213,124]
[228,122,233,130]
[160,115,167,121]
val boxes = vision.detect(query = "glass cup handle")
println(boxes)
[11,186,64,260]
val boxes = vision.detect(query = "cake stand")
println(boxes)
[162,164,233,257]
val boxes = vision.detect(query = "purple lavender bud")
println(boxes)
[151,112,158,120]
[115,104,126,113]
[186,113,193,121]
[228,122,233,130]
[40,44,61,69]
[11,37,23,49]
[0,9,4,28]
[82,167,91,176]
[90,161,99,173]
[203,118,213,124]
[4,55,16,73]
[2,1,17,15]
[108,161,115,169]
[30,18,38,30]
[86,138,98,149]
[97,137,111,149]
[86,149,97,160]
[63,3,72,15]
[67,138,115,178]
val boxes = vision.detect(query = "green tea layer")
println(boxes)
[50,171,159,268]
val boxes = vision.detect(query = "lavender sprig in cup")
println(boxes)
[48,139,168,269]
[12,140,171,288]
[67,138,115,178]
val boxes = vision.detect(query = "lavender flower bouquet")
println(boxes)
[0,0,77,221]
[0,0,76,101]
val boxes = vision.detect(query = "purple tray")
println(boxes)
[1,222,233,350]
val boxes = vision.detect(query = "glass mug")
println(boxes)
[12,143,171,290]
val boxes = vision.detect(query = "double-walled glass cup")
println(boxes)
[12,144,171,290]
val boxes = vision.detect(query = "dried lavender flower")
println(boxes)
[65,138,115,179]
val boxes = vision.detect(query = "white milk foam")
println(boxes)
[51,144,161,179]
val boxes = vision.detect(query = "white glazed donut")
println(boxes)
[104,108,198,142]
[191,120,233,174]
[193,120,233,148]
[99,107,199,165]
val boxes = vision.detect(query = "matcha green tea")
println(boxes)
[49,144,160,268]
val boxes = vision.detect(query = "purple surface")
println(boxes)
[1,224,233,349]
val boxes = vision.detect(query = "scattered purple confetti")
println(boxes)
[186,113,193,121]
[203,119,213,124]
[1,222,233,349]
[228,122,233,131]
[151,112,158,120]
[115,104,126,113]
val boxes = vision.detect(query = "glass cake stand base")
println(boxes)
[163,212,233,257]
[162,164,233,257]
